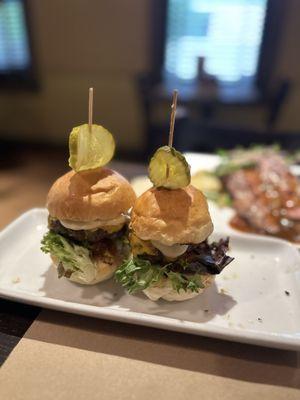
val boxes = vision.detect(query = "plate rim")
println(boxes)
[0,286,299,351]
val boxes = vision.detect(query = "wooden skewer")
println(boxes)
[88,87,94,132]
[168,89,178,147]
[166,90,178,179]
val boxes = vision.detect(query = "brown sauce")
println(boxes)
[230,214,300,244]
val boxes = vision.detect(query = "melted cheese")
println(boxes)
[129,233,157,257]
[60,215,126,231]
[129,234,188,259]
[151,241,188,258]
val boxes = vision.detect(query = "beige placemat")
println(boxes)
[0,310,299,400]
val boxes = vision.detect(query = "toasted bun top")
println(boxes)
[47,168,136,221]
[131,185,213,245]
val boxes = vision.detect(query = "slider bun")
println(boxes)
[143,274,214,302]
[51,254,119,285]
[131,185,213,246]
[47,168,136,222]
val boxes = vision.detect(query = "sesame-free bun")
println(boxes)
[47,168,136,221]
[143,274,214,302]
[131,185,213,246]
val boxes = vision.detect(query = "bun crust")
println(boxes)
[143,274,214,301]
[47,168,136,221]
[131,186,213,245]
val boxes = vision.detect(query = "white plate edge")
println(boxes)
[0,287,300,351]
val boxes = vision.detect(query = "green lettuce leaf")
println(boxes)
[167,271,204,293]
[115,257,164,294]
[115,257,204,294]
[204,190,232,207]
[41,231,96,282]
[215,160,256,177]
[215,144,283,177]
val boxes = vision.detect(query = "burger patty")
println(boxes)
[48,217,129,258]
[87,238,127,258]
[48,216,127,243]
[140,238,233,275]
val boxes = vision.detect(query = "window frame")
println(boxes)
[256,0,286,93]
[0,0,39,90]
[153,0,283,96]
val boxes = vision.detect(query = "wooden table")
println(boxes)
[0,147,299,399]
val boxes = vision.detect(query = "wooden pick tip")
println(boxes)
[88,87,94,131]
[168,89,178,147]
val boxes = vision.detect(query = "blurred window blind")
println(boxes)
[164,0,268,82]
[0,0,30,72]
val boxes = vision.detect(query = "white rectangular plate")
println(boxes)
[1,209,300,350]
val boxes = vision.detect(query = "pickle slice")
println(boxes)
[148,146,191,189]
[68,124,115,172]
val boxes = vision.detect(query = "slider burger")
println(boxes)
[116,146,234,301]
[41,168,136,284]
[41,113,136,285]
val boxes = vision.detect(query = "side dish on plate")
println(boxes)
[116,91,234,301]
[193,146,300,243]
[41,88,136,284]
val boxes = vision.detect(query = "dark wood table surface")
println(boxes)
[0,147,146,366]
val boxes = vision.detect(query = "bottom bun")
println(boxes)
[143,274,214,302]
[51,254,120,285]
